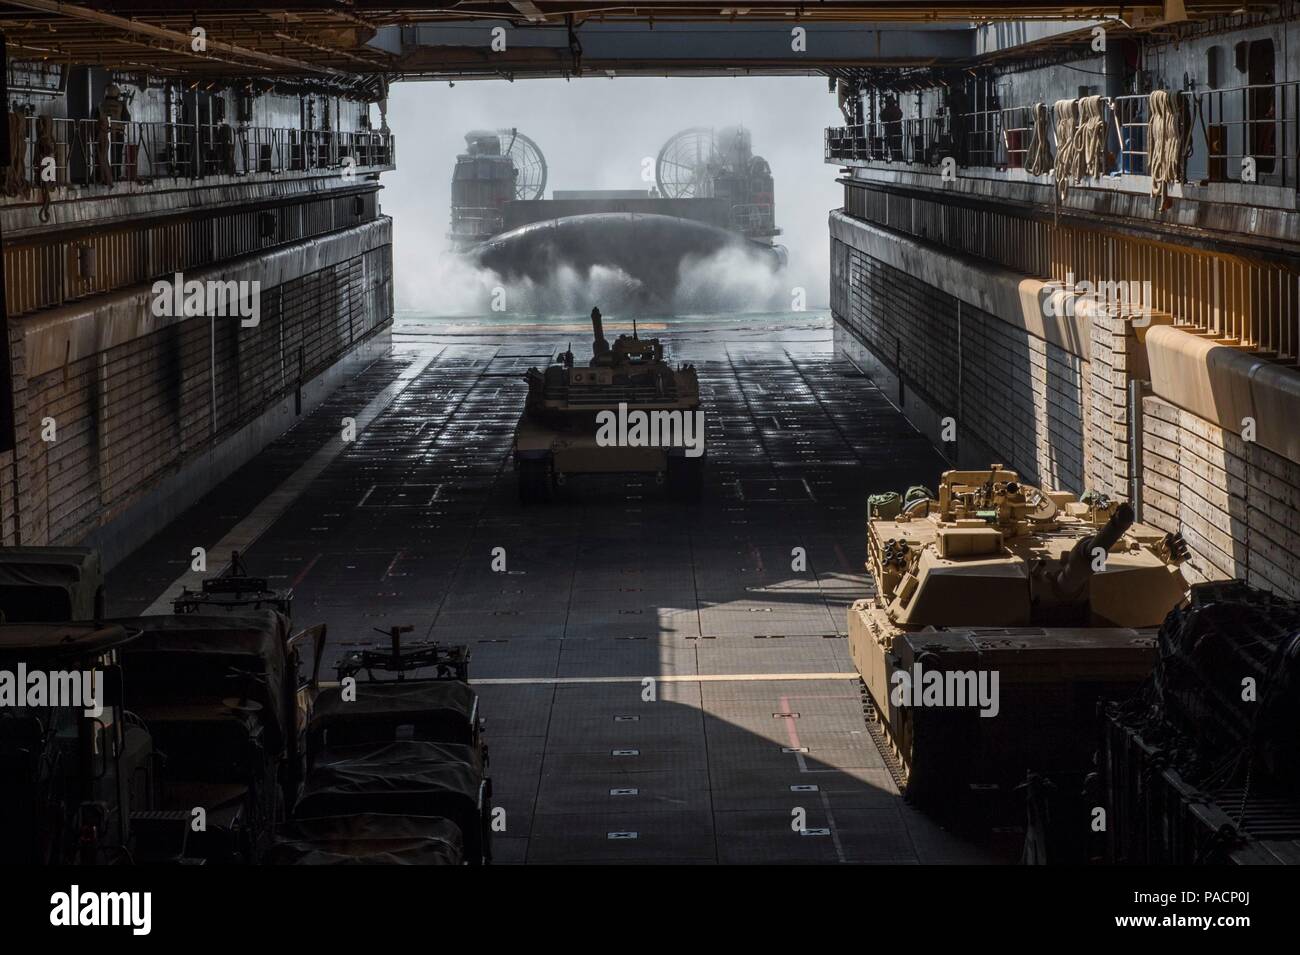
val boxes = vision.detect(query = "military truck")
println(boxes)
[0,547,105,622]
[514,307,705,503]
[171,550,292,618]
[280,626,492,865]
[0,546,490,866]
[0,621,149,864]
[118,611,324,863]
[849,466,1192,823]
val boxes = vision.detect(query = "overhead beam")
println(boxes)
[507,0,549,22]
[0,1,1240,22]
[0,0,1254,82]
[388,19,975,78]
[1,0,347,75]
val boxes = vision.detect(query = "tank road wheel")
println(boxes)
[667,453,704,502]
[518,458,551,505]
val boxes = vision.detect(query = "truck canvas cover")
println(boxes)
[114,612,293,752]
[310,680,479,749]
[301,740,484,811]
[297,740,487,861]
[0,548,103,622]
[268,814,463,865]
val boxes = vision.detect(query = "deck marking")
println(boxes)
[291,553,322,589]
[144,352,440,614]
[782,693,847,863]
[382,549,406,580]
[780,694,810,771]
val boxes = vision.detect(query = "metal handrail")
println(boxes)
[998,104,1037,170]
[829,85,1300,359]
[5,116,394,193]
[826,80,1300,190]
[1195,81,1298,187]
[731,202,776,233]
[449,206,504,238]
[1108,93,1153,175]
[958,106,1005,169]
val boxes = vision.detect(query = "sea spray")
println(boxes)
[398,243,788,315]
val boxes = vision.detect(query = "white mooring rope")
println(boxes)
[1052,95,1106,201]
[1076,95,1107,178]
[1148,88,1189,209]
[1052,98,1079,202]
[1025,102,1053,176]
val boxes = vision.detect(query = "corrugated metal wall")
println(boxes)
[18,244,391,545]
[4,188,379,318]
[833,236,1087,493]
[845,180,1300,360]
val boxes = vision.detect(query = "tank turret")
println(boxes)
[849,465,1192,818]
[513,307,704,504]
[1051,500,1134,600]
[869,468,1186,630]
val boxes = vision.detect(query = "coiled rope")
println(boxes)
[3,111,29,198]
[1076,95,1107,178]
[1024,102,1053,176]
[1052,99,1079,201]
[1052,95,1106,201]
[1148,89,1190,209]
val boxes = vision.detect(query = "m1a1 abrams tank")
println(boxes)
[514,307,704,503]
[849,466,1192,818]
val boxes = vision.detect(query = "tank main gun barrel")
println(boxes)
[590,306,610,359]
[1055,501,1135,596]
[1093,501,1136,553]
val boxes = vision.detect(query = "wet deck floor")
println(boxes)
[109,315,993,863]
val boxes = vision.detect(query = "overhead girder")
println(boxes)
[0,0,1239,83]
[392,19,975,79]
[0,1,1222,19]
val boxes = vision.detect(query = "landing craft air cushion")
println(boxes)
[449,126,786,306]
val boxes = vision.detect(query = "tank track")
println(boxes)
[856,678,909,795]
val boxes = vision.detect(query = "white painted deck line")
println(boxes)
[468,672,860,685]
[144,350,441,615]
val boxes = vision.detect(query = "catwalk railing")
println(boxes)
[3,118,395,194]
[826,82,1299,191]
[833,91,1300,363]
[448,206,504,241]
